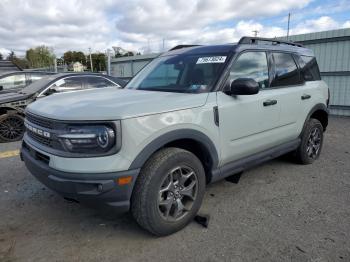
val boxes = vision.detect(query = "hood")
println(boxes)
[0,92,31,104]
[27,88,209,121]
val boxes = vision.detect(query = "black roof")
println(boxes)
[164,36,314,57]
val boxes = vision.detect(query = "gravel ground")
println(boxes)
[0,117,349,262]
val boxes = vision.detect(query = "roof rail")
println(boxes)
[169,45,201,51]
[238,37,303,47]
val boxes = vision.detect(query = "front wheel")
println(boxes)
[131,147,206,236]
[295,118,324,164]
[0,114,25,143]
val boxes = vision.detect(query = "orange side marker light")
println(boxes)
[117,176,132,185]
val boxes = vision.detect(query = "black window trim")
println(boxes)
[266,50,305,90]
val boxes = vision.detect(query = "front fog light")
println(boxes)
[58,125,116,154]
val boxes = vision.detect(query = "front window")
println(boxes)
[126,53,229,93]
[230,51,269,89]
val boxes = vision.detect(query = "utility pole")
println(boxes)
[252,30,259,37]
[106,49,111,76]
[54,58,57,73]
[287,13,291,40]
[88,47,93,72]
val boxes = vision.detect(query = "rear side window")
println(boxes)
[85,76,117,89]
[297,56,321,81]
[0,74,26,90]
[230,51,269,89]
[27,73,47,84]
[271,53,301,87]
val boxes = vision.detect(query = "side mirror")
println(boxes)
[225,78,259,96]
[0,86,3,91]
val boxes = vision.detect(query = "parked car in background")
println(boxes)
[0,71,56,94]
[0,73,126,142]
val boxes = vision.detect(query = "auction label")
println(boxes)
[197,56,226,64]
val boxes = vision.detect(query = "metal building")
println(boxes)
[110,53,159,81]
[282,28,350,116]
[110,28,350,116]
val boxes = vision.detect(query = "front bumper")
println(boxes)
[21,141,140,213]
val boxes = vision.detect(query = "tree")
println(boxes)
[63,51,86,65]
[0,53,3,60]
[115,51,135,58]
[13,57,30,69]
[87,53,106,72]
[26,46,55,68]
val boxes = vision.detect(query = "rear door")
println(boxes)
[270,52,304,141]
[217,51,283,165]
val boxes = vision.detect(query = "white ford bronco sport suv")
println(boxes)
[21,37,329,236]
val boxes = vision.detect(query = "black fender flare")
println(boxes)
[301,103,328,135]
[129,129,219,170]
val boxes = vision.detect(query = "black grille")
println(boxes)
[26,113,53,129]
[27,130,52,147]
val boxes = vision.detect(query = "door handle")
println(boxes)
[263,99,277,106]
[301,94,311,100]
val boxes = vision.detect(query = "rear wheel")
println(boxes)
[131,147,206,236]
[0,114,25,142]
[295,118,324,164]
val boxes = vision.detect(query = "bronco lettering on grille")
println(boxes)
[24,122,51,138]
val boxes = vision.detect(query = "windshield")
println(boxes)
[126,53,229,93]
[20,75,58,94]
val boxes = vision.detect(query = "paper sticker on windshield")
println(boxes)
[196,56,226,64]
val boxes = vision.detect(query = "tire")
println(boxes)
[295,118,324,164]
[131,147,206,236]
[0,114,25,143]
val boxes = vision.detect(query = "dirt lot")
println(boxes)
[0,117,349,262]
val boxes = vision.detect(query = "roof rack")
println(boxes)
[238,37,303,47]
[169,45,201,51]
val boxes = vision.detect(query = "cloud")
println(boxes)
[0,0,348,57]
[291,16,349,35]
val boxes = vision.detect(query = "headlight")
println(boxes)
[58,125,116,154]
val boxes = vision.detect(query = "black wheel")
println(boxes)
[0,114,25,143]
[131,147,206,236]
[296,118,324,164]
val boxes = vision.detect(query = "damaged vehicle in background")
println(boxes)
[0,73,126,142]
[0,71,57,94]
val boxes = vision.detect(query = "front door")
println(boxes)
[217,51,282,166]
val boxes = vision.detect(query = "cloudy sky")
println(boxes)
[0,0,349,57]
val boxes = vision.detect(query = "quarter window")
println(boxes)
[230,52,269,89]
[297,56,321,81]
[271,53,300,87]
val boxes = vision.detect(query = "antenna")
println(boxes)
[287,13,291,40]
